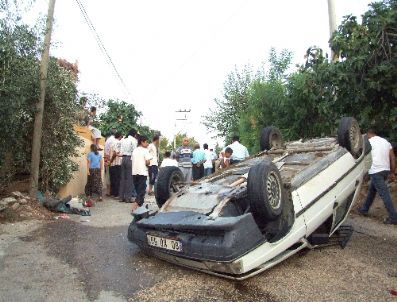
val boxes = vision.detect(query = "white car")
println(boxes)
[128,117,371,280]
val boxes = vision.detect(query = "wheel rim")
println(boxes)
[349,124,360,151]
[169,173,182,194]
[266,171,281,209]
[270,133,279,148]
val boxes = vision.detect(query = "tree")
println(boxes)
[202,65,254,142]
[204,0,397,148]
[0,10,82,193]
[96,100,141,136]
[330,0,397,139]
[203,49,293,153]
[97,99,160,139]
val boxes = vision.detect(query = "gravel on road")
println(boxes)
[0,196,396,302]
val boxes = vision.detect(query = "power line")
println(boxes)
[74,0,132,100]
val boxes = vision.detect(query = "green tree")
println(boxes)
[204,0,397,147]
[330,0,397,139]
[97,99,160,139]
[0,11,82,192]
[202,65,254,142]
[97,99,141,136]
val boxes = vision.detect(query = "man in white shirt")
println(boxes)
[118,129,138,203]
[132,135,153,211]
[109,132,123,197]
[359,129,397,224]
[226,135,249,162]
[203,143,213,176]
[147,135,160,195]
[104,128,117,196]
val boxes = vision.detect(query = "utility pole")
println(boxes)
[173,109,191,150]
[327,0,338,62]
[29,0,56,197]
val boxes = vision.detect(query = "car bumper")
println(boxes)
[127,211,266,275]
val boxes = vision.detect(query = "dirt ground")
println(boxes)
[0,193,396,302]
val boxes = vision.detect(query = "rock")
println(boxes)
[0,197,17,206]
[11,191,25,198]
[11,203,20,210]
[19,199,28,205]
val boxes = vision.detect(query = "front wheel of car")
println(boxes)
[247,161,284,227]
[155,166,184,207]
[337,117,363,158]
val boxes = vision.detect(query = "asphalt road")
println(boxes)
[0,196,396,302]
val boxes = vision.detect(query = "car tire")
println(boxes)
[155,166,184,207]
[337,117,363,158]
[260,126,284,151]
[247,161,284,227]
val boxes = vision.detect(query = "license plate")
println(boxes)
[147,235,183,252]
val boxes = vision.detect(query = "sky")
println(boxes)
[25,0,375,147]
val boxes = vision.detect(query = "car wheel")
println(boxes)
[247,161,284,227]
[337,117,363,158]
[155,166,184,207]
[260,126,284,151]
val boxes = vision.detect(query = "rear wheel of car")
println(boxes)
[337,117,363,158]
[247,161,284,227]
[260,126,284,151]
[155,166,184,207]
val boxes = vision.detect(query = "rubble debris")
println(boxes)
[0,191,54,223]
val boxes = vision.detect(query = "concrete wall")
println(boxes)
[58,126,105,198]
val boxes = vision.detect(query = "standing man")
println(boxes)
[104,128,117,196]
[109,132,122,198]
[359,129,397,225]
[191,143,205,180]
[175,137,193,182]
[147,135,160,195]
[132,135,153,211]
[226,135,249,163]
[203,144,213,177]
[118,128,138,203]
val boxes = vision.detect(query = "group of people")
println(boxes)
[84,129,250,211]
[85,127,160,212]
[174,135,249,182]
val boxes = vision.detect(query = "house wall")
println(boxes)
[58,126,105,198]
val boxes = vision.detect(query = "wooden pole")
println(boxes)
[327,0,338,62]
[29,0,56,197]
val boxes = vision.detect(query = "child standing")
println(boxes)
[85,144,103,201]
[132,136,153,211]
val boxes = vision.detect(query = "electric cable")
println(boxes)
[74,0,132,100]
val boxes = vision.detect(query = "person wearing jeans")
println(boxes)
[147,135,160,195]
[131,135,153,212]
[359,129,397,224]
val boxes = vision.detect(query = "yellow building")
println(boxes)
[58,125,105,198]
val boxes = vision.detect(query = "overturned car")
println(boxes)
[128,117,371,280]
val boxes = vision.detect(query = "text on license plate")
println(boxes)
[147,235,183,252]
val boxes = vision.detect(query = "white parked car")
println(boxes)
[128,117,371,280]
